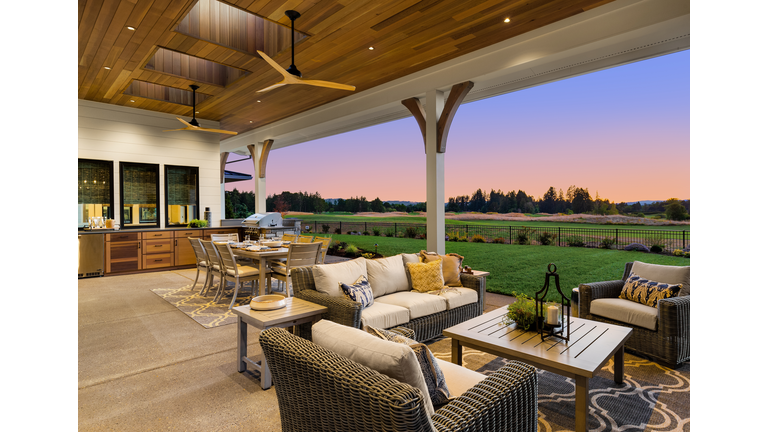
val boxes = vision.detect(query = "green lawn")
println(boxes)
[325,234,689,301]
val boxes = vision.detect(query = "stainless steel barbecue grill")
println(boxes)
[242,213,301,239]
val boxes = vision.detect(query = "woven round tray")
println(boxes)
[250,295,287,310]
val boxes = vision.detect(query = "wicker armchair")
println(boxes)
[578,262,690,368]
[291,266,485,342]
[259,327,538,432]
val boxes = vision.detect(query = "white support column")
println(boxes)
[220,183,226,226]
[248,140,273,214]
[425,89,445,254]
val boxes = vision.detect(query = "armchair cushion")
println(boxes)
[590,298,659,330]
[312,319,436,417]
[340,275,374,308]
[360,302,411,329]
[435,358,485,396]
[313,257,367,297]
[366,326,452,408]
[366,255,410,297]
[619,273,681,307]
[631,261,690,296]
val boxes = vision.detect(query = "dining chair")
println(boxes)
[188,238,211,293]
[200,240,223,297]
[297,235,314,243]
[214,241,263,309]
[282,233,298,243]
[210,233,236,242]
[313,236,333,264]
[269,242,321,298]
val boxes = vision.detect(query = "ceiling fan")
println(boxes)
[256,10,356,93]
[164,85,237,135]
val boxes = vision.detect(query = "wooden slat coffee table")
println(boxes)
[443,306,632,432]
[233,298,328,390]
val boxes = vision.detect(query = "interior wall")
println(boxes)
[78,100,222,228]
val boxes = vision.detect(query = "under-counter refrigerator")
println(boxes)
[78,233,104,278]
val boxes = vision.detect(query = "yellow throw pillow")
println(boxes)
[407,259,445,293]
[419,251,464,287]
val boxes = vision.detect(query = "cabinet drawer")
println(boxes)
[107,232,140,242]
[174,229,202,238]
[204,229,239,239]
[143,239,173,253]
[144,253,173,269]
[142,231,172,239]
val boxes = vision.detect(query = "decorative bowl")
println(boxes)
[262,240,283,248]
[250,294,287,310]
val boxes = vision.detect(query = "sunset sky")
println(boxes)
[225,50,690,204]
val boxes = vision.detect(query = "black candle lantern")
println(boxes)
[535,263,571,342]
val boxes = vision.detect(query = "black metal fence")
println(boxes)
[300,221,690,252]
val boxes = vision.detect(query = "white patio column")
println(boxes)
[220,152,229,226]
[248,140,273,214]
[425,89,445,254]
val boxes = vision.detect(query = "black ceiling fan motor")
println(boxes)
[285,10,302,78]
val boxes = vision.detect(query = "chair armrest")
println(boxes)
[432,360,538,432]
[658,295,690,338]
[295,289,363,329]
[459,273,486,307]
[578,280,624,318]
[389,327,416,339]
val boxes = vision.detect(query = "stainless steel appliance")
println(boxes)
[79,233,105,278]
[242,213,301,239]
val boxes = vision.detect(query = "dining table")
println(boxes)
[230,243,290,297]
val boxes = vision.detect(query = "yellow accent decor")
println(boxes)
[407,259,445,293]
[419,251,464,287]
[619,273,682,307]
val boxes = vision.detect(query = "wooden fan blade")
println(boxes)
[256,79,290,93]
[257,50,291,78]
[300,79,356,91]
[175,117,197,127]
[198,127,238,135]
[163,127,195,132]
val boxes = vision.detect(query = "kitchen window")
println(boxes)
[165,165,199,227]
[120,162,160,228]
[78,159,114,229]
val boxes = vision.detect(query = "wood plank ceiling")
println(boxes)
[78,0,616,137]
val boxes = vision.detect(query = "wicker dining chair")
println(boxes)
[188,238,210,294]
[200,240,223,297]
[214,241,262,309]
[269,242,321,298]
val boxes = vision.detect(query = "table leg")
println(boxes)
[575,375,588,432]
[260,354,272,390]
[451,338,462,366]
[259,257,268,296]
[614,345,625,384]
[237,316,247,373]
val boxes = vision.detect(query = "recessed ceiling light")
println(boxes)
[249,121,253,123]
[257,100,261,103]
[368,46,374,50]
[195,111,199,113]
[130,100,135,102]
[127,26,136,31]
[504,18,510,23]
[104,66,111,70]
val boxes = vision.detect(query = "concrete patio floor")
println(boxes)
[78,263,514,431]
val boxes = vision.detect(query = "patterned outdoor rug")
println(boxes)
[151,282,262,328]
[428,338,690,432]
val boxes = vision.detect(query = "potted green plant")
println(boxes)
[502,292,558,331]
[187,219,208,228]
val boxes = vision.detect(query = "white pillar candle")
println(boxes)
[547,305,559,325]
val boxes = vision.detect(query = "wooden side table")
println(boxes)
[232,298,328,390]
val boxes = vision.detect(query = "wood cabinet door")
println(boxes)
[174,237,197,266]
[106,241,142,273]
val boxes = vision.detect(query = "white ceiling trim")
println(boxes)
[220,0,690,154]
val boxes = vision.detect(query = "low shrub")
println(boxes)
[321,224,330,234]
[515,228,530,245]
[344,244,359,257]
[649,239,667,253]
[600,237,616,249]
[492,237,505,244]
[346,231,352,235]
[385,229,395,237]
[363,231,370,236]
[624,243,650,252]
[405,227,418,238]
[372,228,381,236]
[565,235,585,247]
[457,236,468,242]
[334,227,342,234]
[538,231,556,246]
[471,235,485,243]
[673,249,684,257]
[361,252,375,259]
[684,251,690,258]
[448,233,460,242]
[634,212,645,218]
[650,244,663,253]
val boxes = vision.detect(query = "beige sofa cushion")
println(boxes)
[376,292,447,319]
[366,255,410,297]
[435,287,478,309]
[590,298,658,330]
[361,302,411,329]
[401,253,421,291]
[313,257,367,297]
[436,358,485,397]
[631,261,690,297]
[312,319,435,417]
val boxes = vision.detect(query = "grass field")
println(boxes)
[326,234,689,301]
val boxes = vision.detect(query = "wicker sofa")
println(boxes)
[578,261,690,368]
[259,324,538,432]
[292,254,486,342]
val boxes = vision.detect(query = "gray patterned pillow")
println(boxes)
[365,326,452,408]
[340,275,374,308]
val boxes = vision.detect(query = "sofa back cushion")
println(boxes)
[313,257,368,297]
[420,251,464,287]
[401,253,420,291]
[631,261,690,296]
[366,255,410,297]
[312,319,435,417]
